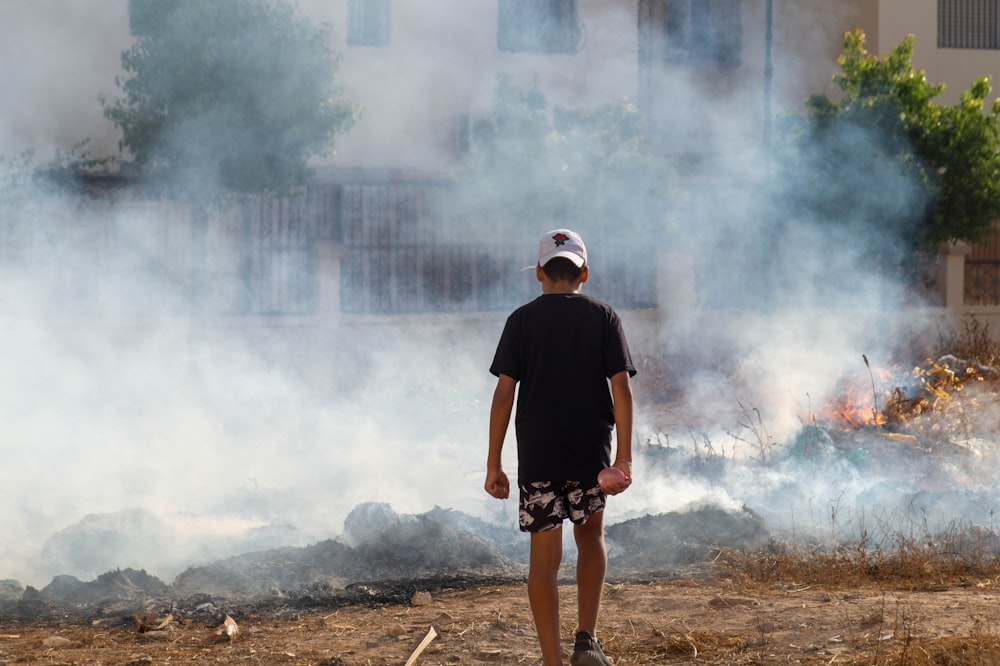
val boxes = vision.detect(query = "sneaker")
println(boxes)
[570,630,613,666]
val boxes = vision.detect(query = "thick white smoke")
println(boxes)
[0,2,993,590]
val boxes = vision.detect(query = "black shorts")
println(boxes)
[518,480,606,533]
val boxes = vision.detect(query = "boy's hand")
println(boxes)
[484,468,510,499]
[604,459,632,496]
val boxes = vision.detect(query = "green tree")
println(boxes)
[777,30,1000,257]
[101,0,355,316]
[102,0,355,196]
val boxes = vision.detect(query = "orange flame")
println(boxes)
[821,377,887,428]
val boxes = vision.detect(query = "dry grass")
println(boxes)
[714,527,1000,665]
[718,521,1000,592]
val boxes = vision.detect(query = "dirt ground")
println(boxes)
[3,574,999,666]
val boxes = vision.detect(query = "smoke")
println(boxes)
[0,177,509,585]
[0,1,994,590]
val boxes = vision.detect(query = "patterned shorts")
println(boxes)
[518,480,606,533]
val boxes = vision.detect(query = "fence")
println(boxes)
[335,181,532,314]
[5,174,992,321]
[0,174,658,318]
[312,176,657,315]
[965,225,1000,306]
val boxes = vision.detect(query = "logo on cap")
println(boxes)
[536,228,587,269]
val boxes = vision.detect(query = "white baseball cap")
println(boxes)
[536,228,587,268]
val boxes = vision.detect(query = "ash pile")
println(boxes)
[0,500,767,621]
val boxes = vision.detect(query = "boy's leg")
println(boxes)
[573,509,606,635]
[529,527,565,666]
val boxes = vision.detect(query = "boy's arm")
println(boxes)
[485,374,516,499]
[610,370,634,485]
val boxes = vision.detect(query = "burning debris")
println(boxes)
[762,353,1000,499]
[820,354,998,434]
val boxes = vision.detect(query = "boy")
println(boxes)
[485,228,635,666]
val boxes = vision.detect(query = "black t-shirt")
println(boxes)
[489,293,636,482]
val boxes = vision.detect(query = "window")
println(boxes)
[348,0,391,47]
[497,0,583,54]
[939,0,1000,49]
[238,195,315,316]
[337,182,533,313]
[664,0,742,67]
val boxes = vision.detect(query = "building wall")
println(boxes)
[638,0,874,157]
[0,1,883,170]
[767,0,874,111]
[0,0,641,174]
[0,0,132,161]
[303,0,641,172]
[871,0,1000,106]
[5,1,994,169]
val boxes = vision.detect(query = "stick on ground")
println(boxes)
[403,626,438,666]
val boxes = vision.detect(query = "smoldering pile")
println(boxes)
[0,500,768,621]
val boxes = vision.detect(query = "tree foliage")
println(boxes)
[458,77,676,240]
[777,30,1000,255]
[0,150,35,196]
[102,0,355,197]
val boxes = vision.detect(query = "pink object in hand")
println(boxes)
[598,466,626,492]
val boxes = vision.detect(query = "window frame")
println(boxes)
[663,0,742,67]
[347,0,391,47]
[497,0,583,54]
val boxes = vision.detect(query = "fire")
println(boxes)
[823,376,887,428]
[818,355,991,431]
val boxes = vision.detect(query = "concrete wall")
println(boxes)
[870,0,1000,106]
[0,0,641,173]
[303,0,641,172]
[0,0,132,160]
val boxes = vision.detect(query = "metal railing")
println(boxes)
[965,261,1000,305]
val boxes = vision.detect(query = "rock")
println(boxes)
[42,635,79,648]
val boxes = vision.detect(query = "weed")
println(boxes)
[717,520,1000,591]
[938,314,1000,369]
